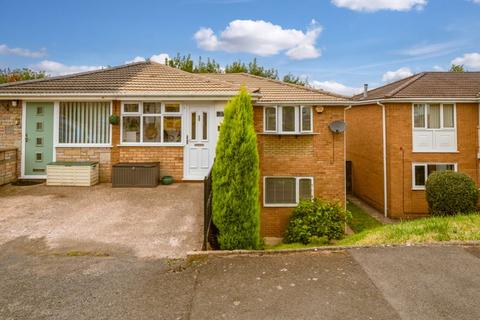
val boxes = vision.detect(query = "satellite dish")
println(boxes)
[329,120,346,133]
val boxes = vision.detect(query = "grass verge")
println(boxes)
[347,200,383,233]
[339,213,480,246]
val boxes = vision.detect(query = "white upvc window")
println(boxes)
[57,101,111,146]
[263,176,314,207]
[412,162,457,190]
[263,106,313,134]
[121,102,182,145]
[412,103,456,152]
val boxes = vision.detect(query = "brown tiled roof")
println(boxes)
[355,72,480,100]
[0,61,242,96]
[203,73,348,103]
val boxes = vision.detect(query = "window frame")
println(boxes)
[412,162,458,190]
[413,103,456,130]
[263,106,278,133]
[55,101,113,148]
[263,176,314,207]
[412,103,457,153]
[120,101,183,146]
[263,105,313,134]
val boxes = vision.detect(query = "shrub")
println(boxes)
[284,199,350,244]
[212,87,260,250]
[426,171,478,216]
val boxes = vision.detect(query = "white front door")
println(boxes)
[185,106,212,179]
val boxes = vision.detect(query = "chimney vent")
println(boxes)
[363,84,368,98]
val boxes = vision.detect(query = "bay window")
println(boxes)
[412,103,456,152]
[413,163,456,189]
[263,106,313,134]
[121,102,182,144]
[58,101,111,145]
[264,176,314,206]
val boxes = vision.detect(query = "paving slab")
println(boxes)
[349,246,480,320]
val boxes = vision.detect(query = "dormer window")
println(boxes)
[263,106,313,134]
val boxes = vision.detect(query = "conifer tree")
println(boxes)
[212,87,260,249]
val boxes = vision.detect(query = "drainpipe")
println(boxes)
[478,102,480,160]
[344,105,352,210]
[377,101,388,218]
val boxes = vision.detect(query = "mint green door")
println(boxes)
[25,102,54,176]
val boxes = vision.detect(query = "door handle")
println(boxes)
[186,134,189,144]
[25,134,29,143]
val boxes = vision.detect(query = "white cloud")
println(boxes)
[0,44,46,58]
[452,52,480,70]
[331,0,427,12]
[310,80,363,96]
[194,19,322,60]
[34,60,104,76]
[382,67,413,83]
[150,53,170,64]
[125,53,170,65]
[471,0,480,4]
[397,41,458,57]
[125,56,146,64]
[432,65,444,71]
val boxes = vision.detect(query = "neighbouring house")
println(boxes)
[346,72,480,219]
[0,61,349,237]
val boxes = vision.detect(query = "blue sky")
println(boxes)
[1,0,480,95]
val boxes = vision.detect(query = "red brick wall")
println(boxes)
[255,105,346,237]
[0,100,22,176]
[118,146,183,180]
[0,148,18,185]
[56,147,112,182]
[345,104,385,211]
[386,102,478,218]
[347,102,479,219]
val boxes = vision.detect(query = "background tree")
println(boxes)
[212,87,260,250]
[165,53,195,72]
[0,68,46,84]
[224,60,248,73]
[449,64,465,72]
[195,57,221,73]
[283,73,307,86]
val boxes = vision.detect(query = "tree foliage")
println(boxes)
[0,68,46,84]
[283,73,307,86]
[212,87,260,250]
[449,64,465,72]
[225,58,278,79]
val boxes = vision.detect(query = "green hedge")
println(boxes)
[425,171,478,216]
[284,199,350,244]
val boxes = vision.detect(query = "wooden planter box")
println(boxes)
[112,162,159,188]
[46,161,99,186]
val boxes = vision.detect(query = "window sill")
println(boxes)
[412,187,426,191]
[259,132,318,136]
[119,143,184,147]
[263,204,298,208]
[412,150,459,154]
[55,144,112,148]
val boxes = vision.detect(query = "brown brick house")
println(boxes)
[346,72,480,219]
[0,61,349,237]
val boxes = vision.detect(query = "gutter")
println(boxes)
[377,101,388,218]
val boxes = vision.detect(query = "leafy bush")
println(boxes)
[212,88,260,250]
[426,171,478,216]
[284,199,351,244]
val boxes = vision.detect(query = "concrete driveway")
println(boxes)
[0,182,203,258]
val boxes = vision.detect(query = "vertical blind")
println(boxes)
[59,102,110,144]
